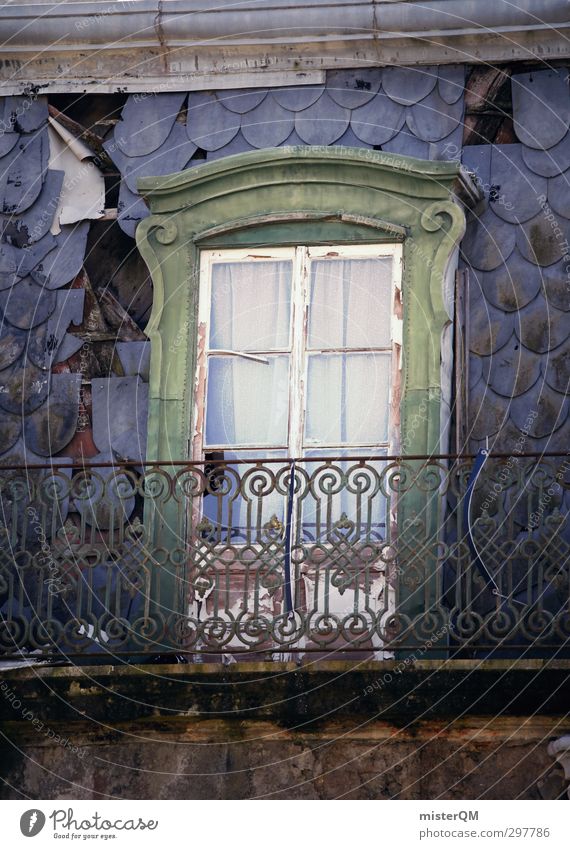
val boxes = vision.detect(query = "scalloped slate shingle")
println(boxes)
[516,212,570,266]
[461,205,516,271]
[273,84,324,111]
[0,276,57,329]
[0,356,50,415]
[406,88,463,142]
[542,261,570,311]
[437,65,465,105]
[381,66,438,106]
[522,134,570,177]
[0,324,25,370]
[104,124,197,194]
[0,233,56,288]
[382,129,429,159]
[91,377,148,464]
[546,170,570,218]
[467,380,509,441]
[544,345,570,394]
[351,91,406,145]
[512,69,570,150]
[3,95,48,134]
[23,372,81,456]
[334,125,373,150]
[0,130,19,158]
[468,288,515,356]
[481,334,541,397]
[30,222,90,290]
[109,67,467,236]
[463,68,570,452]
[0,96,92,466]
[216,88,268,113]
[326,68,382,108]
[115,92,186,157]
[1,168,64,247]
[186,91,241,150]
[474,252,542,312]
[515,295,569,354]
[104,67,570,457]
[510,385,569,437]
[295,92,351,144]
[1,67,570,468]
[489,144,547,224]
[241,94,295,147]
[205,132,254,161]
[0,130,46,215]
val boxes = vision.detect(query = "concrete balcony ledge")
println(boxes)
[1,1,570,93]
[2,659,569,727]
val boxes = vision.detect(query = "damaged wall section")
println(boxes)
[1,62,570,482]
[0,94,151,473]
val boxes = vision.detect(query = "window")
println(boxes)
[136,147,474,647]
[194,243,402,543]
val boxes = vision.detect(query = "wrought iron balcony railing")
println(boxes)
[1,454,569,661]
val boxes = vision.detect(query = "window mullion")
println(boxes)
[288,246,307,459]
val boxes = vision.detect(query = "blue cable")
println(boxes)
[283,460,295,613]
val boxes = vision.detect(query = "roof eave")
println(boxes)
[1,0,569,94]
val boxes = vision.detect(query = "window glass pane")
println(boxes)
[206,355,289,447]
[305,352,391,444]
[210,260,292,351]
[308,257,392,349]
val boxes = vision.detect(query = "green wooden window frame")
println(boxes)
[137,147,477,465]
[136,146,479,647]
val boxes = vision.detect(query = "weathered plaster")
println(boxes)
[0,660,568,799]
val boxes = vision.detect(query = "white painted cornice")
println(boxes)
[1,1,570,94]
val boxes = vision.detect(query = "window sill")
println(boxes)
[2,659,569,726]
